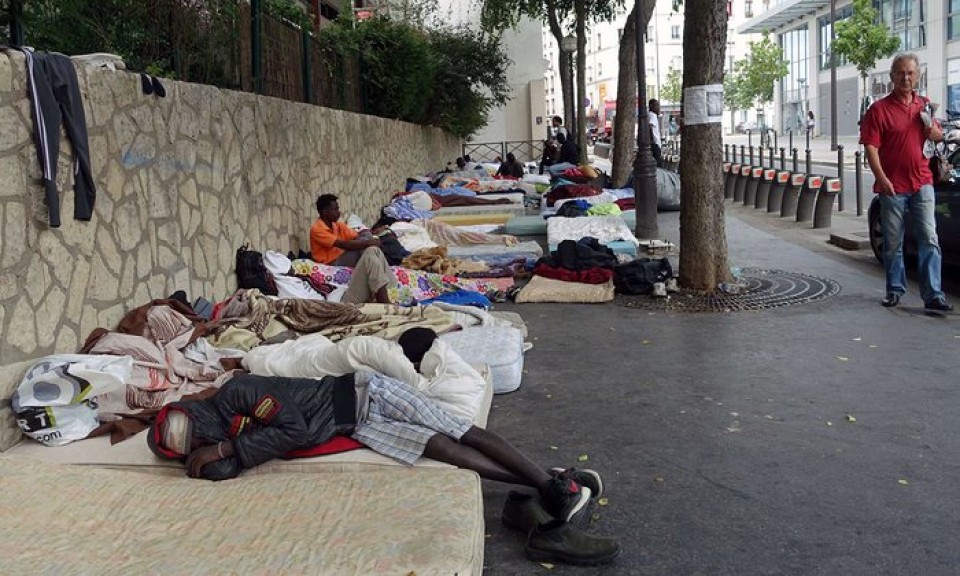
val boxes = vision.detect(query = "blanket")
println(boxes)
[402,247,489,276]
[422,218,518,247]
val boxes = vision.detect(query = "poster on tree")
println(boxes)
[683,84,724,126]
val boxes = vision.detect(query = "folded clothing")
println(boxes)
[533,263,613,284]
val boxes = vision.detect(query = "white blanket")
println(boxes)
[546,215,640,246]
[243,334,486,422]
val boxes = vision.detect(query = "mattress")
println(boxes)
[432,213,515,226]
[441,326,525,394]
[546,215,640,247]
[464,192,524,203]
[504,211,637,236]
[445,240,544,259]
[433,203,527,217]
[0,456,484,575]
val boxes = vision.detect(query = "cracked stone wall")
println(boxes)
[0,51,460,365]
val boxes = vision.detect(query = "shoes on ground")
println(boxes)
[525,519,622,566]
[881,293,901,307]
[542,475,591,523]
[550,467,604,500]
[501,491,554,533]
[925,297,954,312]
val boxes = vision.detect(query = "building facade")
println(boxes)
[542,2,766,136]
[741,0,953,137]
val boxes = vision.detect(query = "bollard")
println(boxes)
[725,163,740,200]
[836,145,845,212]
[796,175,823,223]
[749,145,755,166]
[740,145,746,164]
[769,147,776,168]
[805,148,812,175]
[747,129,753,148]
[768,170,790,214]
[780,147,786,170]
[734,165,751,203]
[756,168,777,210]
[788,129,793,152]
[724,144,729,162]
[792,148,799,173]
[781,173,806,218]
[745,167,763,206]
[813,178,843,228]
[759,146,765,168]
[854,151,863,216]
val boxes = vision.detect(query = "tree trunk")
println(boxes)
[575,0,588,163]
[610,7,637,188]
[546,0,575,141]
[679,0,730,292]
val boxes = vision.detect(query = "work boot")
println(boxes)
[525,519,622,566]
[501,491,554,533]
[541,475,591,523]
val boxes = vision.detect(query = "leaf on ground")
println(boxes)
[836,356,849,362]
[654,475,665,483]
[598,497,609,506]
[590,513,602,523]
[539,562,555,570]
[845,414,857,422]
[546,394,552,399]
[641,339,651,345]
[868,345,878,348]
[549,445,558,450]
[609,327,616,331]
[577,454,589,462]
[898,479,909,485]
[826,421,833,426]
[765,415,774,420]
[852,337,862,341]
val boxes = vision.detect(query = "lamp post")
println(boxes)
[797,77,808,149]
[560,35,578,144]
[829,0,838,151]
[633,0,659,240]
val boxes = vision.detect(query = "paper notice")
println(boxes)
[683,84,724,126]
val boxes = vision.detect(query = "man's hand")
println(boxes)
[186,444,223,478]
[365,236,382,248]
[877,177,896,196]
[925,123,943,142]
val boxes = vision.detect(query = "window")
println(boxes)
[647,25,654,42]
[588,66,593,82]
[874,0,926,50]
[745,0,753,18]
[950,0,960,40]
[817,4,853,69]
[671,25,680,39]
[596,32,602,50]
[597,62,603,77]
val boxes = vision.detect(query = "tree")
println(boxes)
[732,33,788,111]
[832,0,900,113]
[723,68,752,133]
[661,66,682,104]
[678,0,730,292]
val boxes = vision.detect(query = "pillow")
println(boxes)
[514,276,615,303]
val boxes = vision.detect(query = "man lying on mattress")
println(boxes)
[309,193,393,304]
[148,328,601,525]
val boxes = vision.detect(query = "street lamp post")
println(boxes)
[633,0,659,240]
[830,0,838,151]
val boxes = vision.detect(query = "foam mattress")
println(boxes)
[504,211,637,236]
[0,455,484,575]
[441,326,525,394]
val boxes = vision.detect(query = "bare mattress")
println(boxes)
[0,455,484,575]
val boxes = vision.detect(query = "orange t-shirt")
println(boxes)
[310,219,358,264]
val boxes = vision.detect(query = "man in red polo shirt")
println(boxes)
[860,53,953,312]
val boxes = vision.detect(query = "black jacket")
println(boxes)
[148,373,357,480]
[559,140,579,165]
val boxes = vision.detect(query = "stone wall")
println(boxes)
[0,51,460,365]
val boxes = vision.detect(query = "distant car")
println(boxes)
[735,121,758,134]
[868,169,960,267]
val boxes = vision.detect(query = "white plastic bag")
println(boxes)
[11,355,132,446]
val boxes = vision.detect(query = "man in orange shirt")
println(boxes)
[310,194,394,304]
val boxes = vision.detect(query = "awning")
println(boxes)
[738,0,831,34]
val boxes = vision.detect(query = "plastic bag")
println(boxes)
[11,355,132,446]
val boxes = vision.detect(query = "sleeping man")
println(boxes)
[148,328,602,525]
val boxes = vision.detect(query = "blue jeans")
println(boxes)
[879,185,944,303]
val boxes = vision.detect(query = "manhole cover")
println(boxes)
[620,268,841,313]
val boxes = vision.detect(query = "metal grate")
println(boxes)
[619,268,841,313]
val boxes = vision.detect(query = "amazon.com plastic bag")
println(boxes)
[11,355,132,446]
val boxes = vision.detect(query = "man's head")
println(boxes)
[552,116,563,128]
[649,99,660,114]
[464,154,472,163]
[556,131,567,144]
[455,157,466,170]
[398,327,438,368]
[149,406,196,459]
[889,53,920,97]
[506,152,516,163]
[316,194,341,222]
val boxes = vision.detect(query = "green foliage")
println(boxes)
[263,0,311,30]
[661,66,682,104]
[728,33,788,108]
[833,0,900,81]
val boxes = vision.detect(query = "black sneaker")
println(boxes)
[550,467,604,500]
[542,475,591,523]
[925,297,954,312]
[881,293,901,307]
[502,491,554,533]
[525,519,621,566]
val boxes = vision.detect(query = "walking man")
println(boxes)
[860,53,953,311]
[648,99,664,168]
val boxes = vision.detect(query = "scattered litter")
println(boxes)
[730,412,739,417]
[539,562,555,570]
[546,394,552,399]
[590,513,602,524]
[852,337,862,341]
[836,356,849,362]
[549,446,558,451]
[826,421,833,426]
[845,414,857,423]
[868,345,877,348]
[522,370,529,374]
[653,475,665,483]
[577,454,589,462]
[764,415,774,420]
[598,497,609,507]
[898,479,909,486]
[726,422,741,433]
[609,327,615,331]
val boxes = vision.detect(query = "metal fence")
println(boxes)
[462,140,545,164]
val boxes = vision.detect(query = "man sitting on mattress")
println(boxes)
[149,329,599,521]
[310,193,394,304]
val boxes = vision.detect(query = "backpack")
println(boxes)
[235,244,278,295]
[613,258,673,295]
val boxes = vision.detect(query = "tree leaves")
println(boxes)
[833,0,900,81]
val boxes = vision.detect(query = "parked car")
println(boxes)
[868,167,960,267]
[735,121,758,134]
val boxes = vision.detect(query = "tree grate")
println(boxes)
[619,268,841,313]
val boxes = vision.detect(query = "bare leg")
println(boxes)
[424,434,528,485]
[457,426,552,489]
